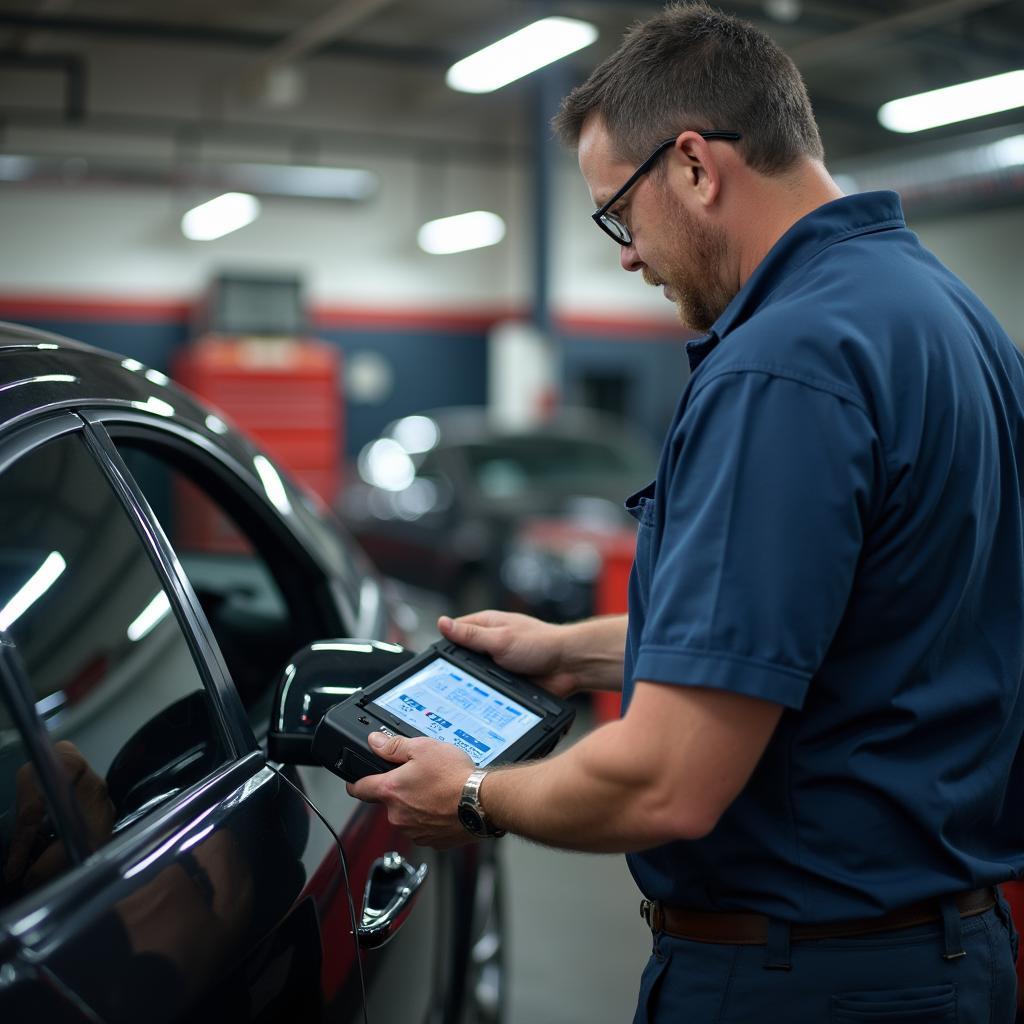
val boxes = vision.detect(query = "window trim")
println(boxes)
[0,412,242,890]
[79,409,353,736]
[77,421,252,759]
[0,417,282,936]
[0,414,104,871]
[81,409,358,625]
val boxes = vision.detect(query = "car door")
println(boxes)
[86,408,453,1024]
[0,415,361,1023]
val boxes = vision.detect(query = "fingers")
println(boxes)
[346,733,414,802]
[438,611,508,654]
[367,730,412,764]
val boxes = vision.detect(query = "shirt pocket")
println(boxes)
[625,481,657,610]
[625,480,657,526]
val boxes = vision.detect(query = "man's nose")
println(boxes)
[620,243,643,272]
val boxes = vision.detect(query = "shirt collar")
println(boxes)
[684,190,906,373]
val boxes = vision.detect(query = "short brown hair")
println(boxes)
[552,1,823,173]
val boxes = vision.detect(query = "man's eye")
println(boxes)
[609,202,629,226]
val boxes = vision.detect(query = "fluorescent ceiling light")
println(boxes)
[418,210,506,255]
[0,551,66,630]
[390,415,440,454]
[181,191,260,240]
[230,163,377,200]
[879,69,1024,133]
[446,16,598,94]
[986,133,1024,169]
[359,438,415,491]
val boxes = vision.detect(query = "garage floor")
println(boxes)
[400,588,650,1024]
[503,831,650,1024]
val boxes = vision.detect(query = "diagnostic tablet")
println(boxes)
[313,638,576,782]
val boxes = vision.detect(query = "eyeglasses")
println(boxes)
[591,130,742,246]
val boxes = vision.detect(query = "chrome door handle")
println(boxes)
[357,851,428,949]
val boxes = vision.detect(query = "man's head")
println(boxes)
[553,1,822,174]
[555,2,829,331]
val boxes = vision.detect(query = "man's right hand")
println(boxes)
[438,611,580,700]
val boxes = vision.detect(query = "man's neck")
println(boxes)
[732,160,845,289]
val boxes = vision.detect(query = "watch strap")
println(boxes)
[460,768,505,838]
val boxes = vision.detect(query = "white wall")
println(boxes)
[3,33,1022,336]
[1,152,1021,339]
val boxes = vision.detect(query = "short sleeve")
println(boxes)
[633,369,883,709]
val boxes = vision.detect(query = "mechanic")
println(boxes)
[349,3,1024,1019]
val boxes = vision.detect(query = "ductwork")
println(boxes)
[0,154,378,201]
[834,124,1024,217]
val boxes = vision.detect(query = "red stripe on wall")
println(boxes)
[0,294,192,322]
[311,305,525,332]
[556,313,693,340]
[0,293,688,340]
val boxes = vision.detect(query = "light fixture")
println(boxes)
[358,438,416,491]
[879,69,1024,134]
[418,211,506,255]
[763,0,801,22]
[230,163,377,200]
[446,16,598,94]
[181,192,260,240]
[390,415,440,454]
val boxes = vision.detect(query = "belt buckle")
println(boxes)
[640,898,664,933]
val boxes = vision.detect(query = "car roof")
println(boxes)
[0,321,244,455]
[404,405,657,453]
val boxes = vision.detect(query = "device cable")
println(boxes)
[268,763,369,1024]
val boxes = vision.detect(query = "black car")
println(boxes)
[340,407,657,621]
[0,323,502,1023]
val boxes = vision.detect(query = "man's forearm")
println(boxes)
[479,719,695,853]
[476,680,784,854]
[557,614,628,693]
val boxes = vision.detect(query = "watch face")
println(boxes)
[458,803,484,836]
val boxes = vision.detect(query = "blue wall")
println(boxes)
[11,317,190,373]
[316,326,489,458]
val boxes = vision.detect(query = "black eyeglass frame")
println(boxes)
[591,130,742,246]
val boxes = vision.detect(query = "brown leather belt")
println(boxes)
[640,887,996,945]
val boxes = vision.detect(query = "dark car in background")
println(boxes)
[0,323,502,1024]
[339,407,658,621]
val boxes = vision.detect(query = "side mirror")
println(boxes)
[268,639,413,765]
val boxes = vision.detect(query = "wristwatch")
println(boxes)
[458,769,506,838]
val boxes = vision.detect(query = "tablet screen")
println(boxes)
[370,656,543,766]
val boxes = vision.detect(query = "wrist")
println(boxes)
[554,616,625,694]
[551,622,586,694]
[457,768,506,838]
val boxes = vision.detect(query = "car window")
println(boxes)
[0,697,43,912]
[117,442,339,735]
[0,432,230,902]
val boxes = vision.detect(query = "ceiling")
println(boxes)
[1,0,1023,182]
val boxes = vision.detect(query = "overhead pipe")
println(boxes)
[788,0,1010,66]
[0,12,451,67]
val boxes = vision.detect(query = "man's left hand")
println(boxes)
[346,731,478,849]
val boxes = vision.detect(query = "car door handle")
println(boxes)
[357,851,428,949]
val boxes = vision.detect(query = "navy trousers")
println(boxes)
[633,894,1019,1023]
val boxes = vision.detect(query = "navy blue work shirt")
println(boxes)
[623,190,1024,922]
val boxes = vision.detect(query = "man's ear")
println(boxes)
[671,131,721,207]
